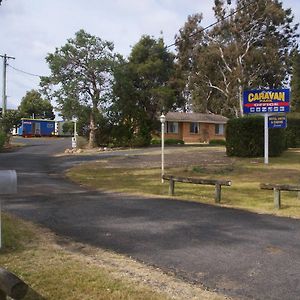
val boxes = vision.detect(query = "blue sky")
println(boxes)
[0,0,299,109]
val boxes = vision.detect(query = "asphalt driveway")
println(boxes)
[1,137,300,300]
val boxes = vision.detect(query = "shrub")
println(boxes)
[226,116,287,157]
[151,138,184,145]
[209,139,226,146]
[0,131,5,151]
[285,117,300,148]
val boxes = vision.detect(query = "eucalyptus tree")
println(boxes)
[176,0,299,117]
[41,30,116,148]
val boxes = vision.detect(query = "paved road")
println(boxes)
[1,138,300,300]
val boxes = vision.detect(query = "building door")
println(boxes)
[33,122,41,136]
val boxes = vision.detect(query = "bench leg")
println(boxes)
[274,188,281,209]
[169,178,175,196]
[215,184,221,203]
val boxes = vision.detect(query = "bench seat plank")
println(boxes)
[260,183,300,192]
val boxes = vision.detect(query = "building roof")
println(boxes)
[165,112,228,124]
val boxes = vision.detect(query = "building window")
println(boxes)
[190,122,199,134]
[215,124,224,135]
[167,122,178,134]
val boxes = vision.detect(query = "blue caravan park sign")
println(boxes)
[243,89,290,114]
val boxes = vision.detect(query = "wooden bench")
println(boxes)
[0,267,28,300]
[162,175,231,203]
[260,183,300,209]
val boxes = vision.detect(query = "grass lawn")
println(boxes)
[67,147,300,218]
[0,214,168,300]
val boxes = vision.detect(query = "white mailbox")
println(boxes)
[0,170,17,195]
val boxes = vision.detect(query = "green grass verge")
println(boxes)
[0,214,169,300]
[67,149,300,218]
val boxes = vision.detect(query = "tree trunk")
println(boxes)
[88,111,97,149]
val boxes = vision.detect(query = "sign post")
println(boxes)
[243,89,290,165]
[264,113,269,164]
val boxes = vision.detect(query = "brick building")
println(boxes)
[163,112,228,143]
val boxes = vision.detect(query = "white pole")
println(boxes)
[264,113,269,164]
[161,121,165,183]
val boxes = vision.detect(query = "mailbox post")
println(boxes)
[0,170,17,248]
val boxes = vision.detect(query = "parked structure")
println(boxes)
[163,112,228,143]
[18,118,55,137]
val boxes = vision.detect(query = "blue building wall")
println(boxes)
[18,119,55,137]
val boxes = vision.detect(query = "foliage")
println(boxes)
[285,117,300,147]
[41,29,116,148]
[18,89,55,119]
[0,131,5,150]
[151,138,184,145]
[226,116,287,157]
[291,50,300,112]
[110,36,183,146]
[0,110,22,143]
[209,139,226,146]
[175,1,299,117]
[62,121,74,135]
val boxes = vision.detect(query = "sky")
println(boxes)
[0,0,299,111]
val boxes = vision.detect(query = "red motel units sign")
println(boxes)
[243,89,290,114]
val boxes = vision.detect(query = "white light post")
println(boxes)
[160,113,166,183]
[72,117,78,149]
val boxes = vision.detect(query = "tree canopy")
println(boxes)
[175,0,299,118]
[18,89,55,119]
[110,35,182,146]
[41,29,116,148]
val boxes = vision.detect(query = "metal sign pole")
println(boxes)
[264,113,269,165]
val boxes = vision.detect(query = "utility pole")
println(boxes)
[1,54,15,116]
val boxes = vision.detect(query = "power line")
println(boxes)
[166,0,257,49]
[7,64,44,77]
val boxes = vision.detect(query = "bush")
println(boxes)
[226,116,287,157]
[151,138,184,145]
[209,139,226,146]
[285,117,300,148]
[0,131,6,151]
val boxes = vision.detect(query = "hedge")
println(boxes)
[285,118,300,148]
[226,116,287,157]
[0,131,5,151]
[151,138,184,145]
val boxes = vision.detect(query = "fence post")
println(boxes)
[274,188,281,209]
[215,184,221,203]
[169,177,175,196]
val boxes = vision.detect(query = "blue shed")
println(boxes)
[18,118,56,137]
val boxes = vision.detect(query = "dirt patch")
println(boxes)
[93,147,235,170]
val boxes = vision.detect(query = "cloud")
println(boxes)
[0,0,299,109]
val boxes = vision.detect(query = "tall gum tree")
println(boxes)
[176,0,299,118]
[41,30,115,148]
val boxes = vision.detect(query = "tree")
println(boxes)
[111,35,183,146]
[176,0,299,118]
[291,50,300,112]
[0,109,22,144]
[41,30,115,148]
[18,89,55,119]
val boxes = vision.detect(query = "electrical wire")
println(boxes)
[7,64,44,77]
[165,0,257,49]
